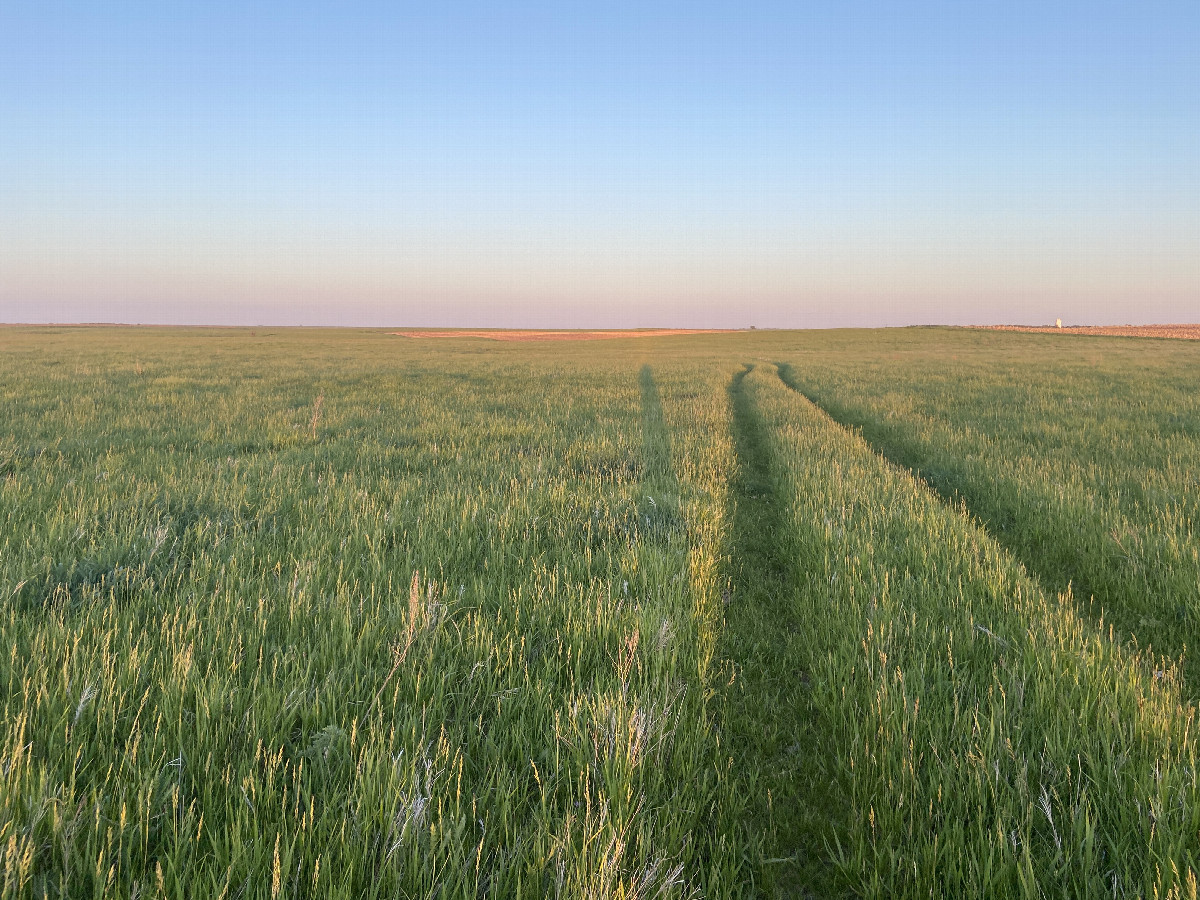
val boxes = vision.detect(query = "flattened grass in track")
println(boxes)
[716,365,847,898]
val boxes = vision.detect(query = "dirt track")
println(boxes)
[389,329,733,342]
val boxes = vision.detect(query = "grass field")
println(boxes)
[1,326,1198,898]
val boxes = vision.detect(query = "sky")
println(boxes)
[1,1,1198,328]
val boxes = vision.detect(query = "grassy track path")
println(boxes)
[752,362,1200,896]
[716,365,847,898]
[774,362,1199,696]
[773,361,1082,598]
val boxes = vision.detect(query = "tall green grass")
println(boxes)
[0,328,741,898]
[3,325,1199,897]
[777,329,1200,692]
[745,363,1199,897]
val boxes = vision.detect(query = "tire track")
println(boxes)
[715,364,847,899]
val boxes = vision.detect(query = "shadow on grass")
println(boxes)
[638,365,685,543]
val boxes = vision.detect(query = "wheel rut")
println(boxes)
[716,364,845,899]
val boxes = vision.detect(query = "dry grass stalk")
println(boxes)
[310,394,324,440]
[371,571,424,710]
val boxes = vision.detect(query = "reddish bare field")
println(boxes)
[976,324,1200,340]
[389,329,734,341]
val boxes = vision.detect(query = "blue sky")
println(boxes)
[1,1,1197,327]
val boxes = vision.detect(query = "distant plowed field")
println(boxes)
[978,323,1200,339]
[391,328,732,341]
[3,325,1199,898]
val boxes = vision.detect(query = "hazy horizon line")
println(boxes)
[5,320,1196,330]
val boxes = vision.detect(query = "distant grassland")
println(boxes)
[1,326,1198,898]
[978,324,1200,339]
